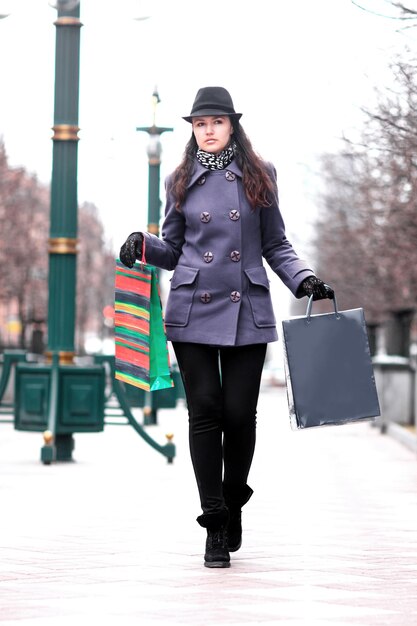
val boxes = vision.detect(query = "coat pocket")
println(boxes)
[165,266,199,327]
[245,266,276,328]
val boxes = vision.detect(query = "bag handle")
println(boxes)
[140,233,147,267]
[306,291,340,323]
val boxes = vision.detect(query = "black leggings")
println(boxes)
[173,342,267,515]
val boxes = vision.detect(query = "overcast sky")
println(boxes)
[0,0,413,317]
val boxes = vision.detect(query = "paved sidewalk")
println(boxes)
[1,387,417,626]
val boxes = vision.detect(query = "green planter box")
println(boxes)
[124,383,146,408]
[14,363,105,433]
[152,385,177,409]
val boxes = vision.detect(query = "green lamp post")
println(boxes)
[47,0,81,366]
[136,89,173,425]
[137,88,173,240]
[14,0,105,462]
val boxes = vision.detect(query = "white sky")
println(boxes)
[0,0,414,323]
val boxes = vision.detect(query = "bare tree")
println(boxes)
[0,139,115,352]
[310,56,417,324]
[351,1,417,30]
[0,141,49,347]
[76,201,116,354]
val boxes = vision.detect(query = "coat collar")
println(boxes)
[187,158,243,189]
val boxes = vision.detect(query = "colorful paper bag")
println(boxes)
[114,259,173,392]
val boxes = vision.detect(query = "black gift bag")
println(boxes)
[282,295,380,430]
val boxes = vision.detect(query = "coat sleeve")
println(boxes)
[142,175,185,271]
[261,164,315,298]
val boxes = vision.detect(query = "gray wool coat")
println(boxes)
[143,159,314,346]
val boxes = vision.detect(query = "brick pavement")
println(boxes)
[1,386,417,625]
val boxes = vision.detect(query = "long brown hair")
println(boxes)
[170,120,275,210]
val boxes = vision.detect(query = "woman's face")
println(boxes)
[192,115,233,153]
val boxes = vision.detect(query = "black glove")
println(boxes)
[299,276,335,301]
[119,232,143,268]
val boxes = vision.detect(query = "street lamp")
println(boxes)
[12,0,106,462]
[136,88,173,425]
[47,0,82,367]
[137,88,173,238]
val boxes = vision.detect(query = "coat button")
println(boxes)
[225,171,236,181]
[230,250,241,262]
[200,211,211,223]
[229,209,240,221]
[197,175,206,185]
[203,251,214,263]
[200,292,212,303]
[230,291,241,303]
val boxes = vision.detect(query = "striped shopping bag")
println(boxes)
[114,259,174,392]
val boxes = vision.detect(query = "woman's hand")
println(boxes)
[119,232,143,268]
[299,276,335,300]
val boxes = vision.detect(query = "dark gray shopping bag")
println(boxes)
[282,295,380,430]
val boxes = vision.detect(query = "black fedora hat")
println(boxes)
[183,86,242,123]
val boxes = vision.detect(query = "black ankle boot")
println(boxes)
[224,485,253,552]
[204,527,230,568]
[197,510,230,568]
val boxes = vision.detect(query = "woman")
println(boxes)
[120,86,334,568]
